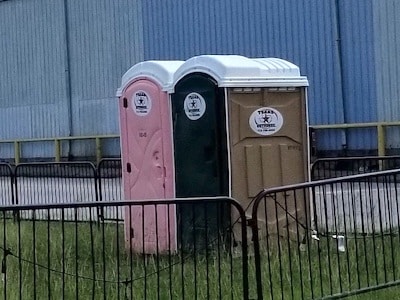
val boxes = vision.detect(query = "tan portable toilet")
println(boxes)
[229,58,309,239]
[169,55,309,240]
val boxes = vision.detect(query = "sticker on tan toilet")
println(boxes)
[249,107,283,136]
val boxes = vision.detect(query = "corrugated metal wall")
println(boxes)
[141,0,379,152]
[141,0,344,127]
[2,0,399,158]
[63,0,143,157]
[0,0,69,158]
[338,0,377,151]
[374,0,400,150]
[0,0,143,158]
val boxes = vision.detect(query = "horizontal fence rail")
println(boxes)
[0,160,122,222]
[0,134,120,164]
[3,159,400,299]
[310,121,400,158]
[311,156,400,180]
[15,162,98,221]
[0,163,14,206]
[0,198,249,300]
[97,159,123,221]
[251,168,400,300]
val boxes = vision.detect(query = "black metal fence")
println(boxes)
[251,168,400,299]
[0,160,122,221]
[311,155,400,180]
[0,163,13,206]
[0,198,249,300]
[2,160,400,299]
[97,159,123,221]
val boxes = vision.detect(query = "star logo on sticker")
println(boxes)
[263,115,272,123]
[190,100,197,108]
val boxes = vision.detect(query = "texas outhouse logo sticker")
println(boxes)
[132,90,152,116]
[249,107,284,136]
[184,92,206,120]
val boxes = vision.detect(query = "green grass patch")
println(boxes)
[0,219,246,300]
[251,233,400,299]
[0,219,400,299]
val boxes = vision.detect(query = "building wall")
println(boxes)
[0,0,69,158]
[0,0,143,159]
[141,0,378,153]
[1,0,399,158]
[65,0,144,157]
[374,0,400,150]
[338,0,377,151]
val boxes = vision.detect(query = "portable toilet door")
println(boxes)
[226,57,310,240]
[171,73,229,198]
[170,72,230,249]
[116,61,183,254]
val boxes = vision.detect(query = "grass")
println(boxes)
[0,218,400,299]
[0,218,245,300]
[251,232,400,300]
[348,286,400,300]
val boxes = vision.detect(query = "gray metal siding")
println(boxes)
[141,0,381,152]
[338,0,377,150]
[66,0,143,156]
[0,0,68,126]
[2,0,399,157]
[374,0,400,149]
[141,0,346,151]
[0,0,143,158]
[0,0,69,158]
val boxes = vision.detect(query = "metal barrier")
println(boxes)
[14,162,98,221]
[2,121,400,164]
[0,198,249,300]
[0,134,120,164]
[0,163,14,206]
[3,160,400,298]
[0,160,123,222]
[251,169,400,299]
[311,156,400,180]
[97,158,123,221]
[310,121,400,157]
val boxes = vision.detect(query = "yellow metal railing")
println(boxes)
[2,121,400,164]
[0,134,120,164]
[310,121,400,157]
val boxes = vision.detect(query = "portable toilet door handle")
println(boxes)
[152,151,164,179]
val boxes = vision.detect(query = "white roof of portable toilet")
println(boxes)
[168,55,308,92]
[116,60,184,96]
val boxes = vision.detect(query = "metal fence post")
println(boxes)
[250,193,265,300]
[377,125,386,170]
[54,139,61,162]
[95,137,102,165]
[14,141,20,165]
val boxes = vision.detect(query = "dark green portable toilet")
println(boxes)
[170,72,229,250]
[171,73,229,198]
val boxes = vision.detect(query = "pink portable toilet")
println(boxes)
[116,60,184,254]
